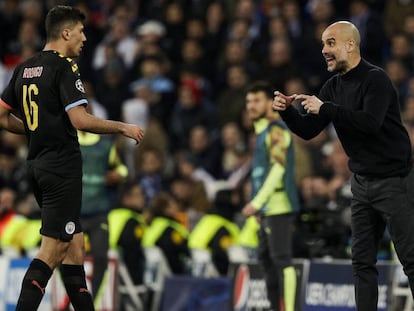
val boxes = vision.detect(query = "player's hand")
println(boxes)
[122,124,144,144]
[105,170,123,185]
[295,94,323,115]
[242,203,258,217]
[273,91,297,111]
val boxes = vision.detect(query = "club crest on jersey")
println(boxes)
[65,221,76,235]
[75,79,85,93]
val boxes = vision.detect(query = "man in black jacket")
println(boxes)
[273,21,414,311]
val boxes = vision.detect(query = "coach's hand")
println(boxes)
[296,94,323,115]
[273,91,297,111]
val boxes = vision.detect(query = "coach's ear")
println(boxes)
[346,39,356,53]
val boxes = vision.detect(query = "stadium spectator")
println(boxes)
[187,125,222,179]
[143,192,190,274]
[349,0,385,65]
[217,65,250,127]
[169,77,216,151]
[0,186,26,256]
[188,189,240,275]
[78,125,128,302]
[109,182,147,309]
[136,147,166,206]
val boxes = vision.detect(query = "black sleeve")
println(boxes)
[279,104,330,140]
[58,59,88,111]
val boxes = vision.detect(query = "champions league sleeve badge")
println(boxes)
[75,79,85,93]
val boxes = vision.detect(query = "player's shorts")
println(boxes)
[28,165,82,242]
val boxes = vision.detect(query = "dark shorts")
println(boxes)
[28,165,82,242]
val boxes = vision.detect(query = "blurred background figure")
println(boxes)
[78,113,128,303]
[188,189,240,276]
[0,186,26,256]
[143,192,190,275]
[135,147,167,206]
[109,182,147,310]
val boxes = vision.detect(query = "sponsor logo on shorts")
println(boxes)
[65,221,76,235]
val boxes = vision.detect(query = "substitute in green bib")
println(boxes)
[242,81,300,311]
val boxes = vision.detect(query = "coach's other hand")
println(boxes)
[273,91,297,111]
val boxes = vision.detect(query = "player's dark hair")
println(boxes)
[45,5,85,42]
[245,81,274,100]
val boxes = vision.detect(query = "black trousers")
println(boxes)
[80,213,109,299]
[258,213,295,311]
[351,172,414,311]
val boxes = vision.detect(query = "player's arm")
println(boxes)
[250,126,290,210]
[0,100,25,134]
[243,126,290,217]
[106,144,128,185]
[67,105,144,144]
[60,59,144,143]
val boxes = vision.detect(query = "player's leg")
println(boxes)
[266,214,297,311]
[257,218,280,310]
[86,214,109,300]
[60,232,95,311]
[350,174,385,311]
[48,172,95,311]
[15,166,75,310]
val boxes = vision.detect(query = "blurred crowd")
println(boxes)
[2,0,414,271]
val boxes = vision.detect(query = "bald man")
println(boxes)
[274,21,414,311]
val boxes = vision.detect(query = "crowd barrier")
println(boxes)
[0,256,52,311]
[0,252,120,311]
[0,252,412,311]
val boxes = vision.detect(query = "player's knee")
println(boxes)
[64,247,85,265]
[270,254,291,270]
[55,241,72,262]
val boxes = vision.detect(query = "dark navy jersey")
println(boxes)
[0,50,88,176]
